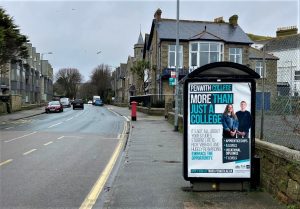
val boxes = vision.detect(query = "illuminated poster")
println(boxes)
[187,82,252,178]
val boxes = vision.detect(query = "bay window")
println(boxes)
[189,42,223,70]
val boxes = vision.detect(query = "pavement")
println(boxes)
[0,106,45,123]
[0,105,287,209]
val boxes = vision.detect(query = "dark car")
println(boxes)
[45,101,63,113]
[72,99,84,110]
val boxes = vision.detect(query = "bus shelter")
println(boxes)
[183,62,260,191]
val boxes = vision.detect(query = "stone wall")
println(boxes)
[10,95,22,112]
[136,106,164,116]
[256,140,300,206]
[0,102,7,114]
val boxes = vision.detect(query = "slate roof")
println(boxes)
[149,19,253,48]
[263,34,300,51]
[249,47,279,60]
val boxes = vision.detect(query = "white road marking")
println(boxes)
[44,141,53,146]
[48,122,62,128]
[5,127,14,130]
[0,159,13,167]
[123,116,130,121]
[23,149,37,156]
[57,136,65,140]
[4,131,37,143]
[66,117,73,121]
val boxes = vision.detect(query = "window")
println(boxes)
[255,61,266,78]
[229,48,242,64]
[295,71,300,80]
[168,45,183,68]
[189,42,223,70]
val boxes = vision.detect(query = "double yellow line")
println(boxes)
[79,119,129,209]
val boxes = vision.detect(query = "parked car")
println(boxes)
[60,97,71,107]
[45,101,63,113]
[72,99,84,110]
[94,99,103,106]
[87,100,93,104]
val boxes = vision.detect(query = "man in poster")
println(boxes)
[236,101,252,138]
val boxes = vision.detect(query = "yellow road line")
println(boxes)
[0,159,13,167]
[23,149,37,156]
[79,121,128,209]
[44,141,53,146]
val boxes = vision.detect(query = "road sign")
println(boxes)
[171,71,176,78]
[169,77,176,86]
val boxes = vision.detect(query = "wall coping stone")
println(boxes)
[256,139,300,163]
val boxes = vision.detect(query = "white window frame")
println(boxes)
[189,41,224,70]
[255,61,266,78]
[168,45,183,68]
[229,48,243,64]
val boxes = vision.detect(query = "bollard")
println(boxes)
[131,101,137,121]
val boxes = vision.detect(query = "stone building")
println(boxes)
[252,26,300,97]
[0,42,53,113]
[144,9,255,106]
[249,47,279,110]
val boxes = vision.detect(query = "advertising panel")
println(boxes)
[187,81,252,178]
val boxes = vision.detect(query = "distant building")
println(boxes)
[249,47,279,110]
[253,26,300,96]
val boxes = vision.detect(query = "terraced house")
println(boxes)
[143,9,277,108]
[0,43,53,113]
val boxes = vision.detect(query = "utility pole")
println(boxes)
[174,0,180,131]
[260,47,265,140]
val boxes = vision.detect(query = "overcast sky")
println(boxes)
[1,0,299,81]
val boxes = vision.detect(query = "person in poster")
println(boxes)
[236,101,252,138]
[221,104,239,138]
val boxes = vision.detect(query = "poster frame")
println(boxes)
[183,78,256,182]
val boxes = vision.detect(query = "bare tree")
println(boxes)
[90,64,112,102]
[77,82,96,101]
[55,68,83,99]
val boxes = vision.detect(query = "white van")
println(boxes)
[60,97,71,107]
[92,96,101,105]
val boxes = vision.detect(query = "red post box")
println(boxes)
[131,101,137,121]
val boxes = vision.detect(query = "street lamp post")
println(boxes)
[174,0,180,131]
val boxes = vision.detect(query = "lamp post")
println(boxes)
[174,0,180,131]
[40,52,53,102]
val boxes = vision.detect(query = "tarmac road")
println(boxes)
[0,104,127,209]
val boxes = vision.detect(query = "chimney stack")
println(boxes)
[214,17,224,23]
[154,8,162,22]
[276,26,298,37]
[229,15,238,27]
